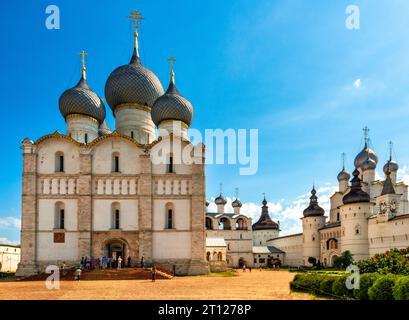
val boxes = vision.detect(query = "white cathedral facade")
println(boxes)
[17,13,208,276]
[16,13,409,276]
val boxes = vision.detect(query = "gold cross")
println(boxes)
[128,10,144,32]
[80,49,87,69]
[168,57,176,82]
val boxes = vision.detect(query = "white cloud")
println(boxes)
[397,165,409,185]
[0,217,21,229]
[0,237,19,246]
[207,185,338,237]
[354,78,361,89]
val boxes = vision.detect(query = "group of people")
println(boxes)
[79,256,132,270]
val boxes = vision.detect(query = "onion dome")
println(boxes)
[361,157,377,171]
[151,59,194,126]
[342,169,370,204]
[383,142,399,174]
[104,15,164,113]
[303,187,325,217]
[59,52,106,124]
[381,171,396,196]
[354,132,378,169]
[252,196,279,230]
[383,160,399,175]
[98,120,111,136]
[232,198,242,208]
[337,168,350,182]
[215,194,227,205]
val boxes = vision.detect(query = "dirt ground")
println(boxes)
[0,270,311,300]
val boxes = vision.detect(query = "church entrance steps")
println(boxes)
[18,268,171,281]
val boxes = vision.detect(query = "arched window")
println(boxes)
[112,153,120,173]
[312,234,316,241]
[217,252,223,261]
[55,152,64,172]
[165,203,175,229]
[167,154,174,173]
[236,218,246,230]
[111,202,120,229]
[84,133,88,144]
[205,217,213,230]
[355,224,361,235]
[219,217,231,230]
[337,212,340,221]
[55,202,65,229]
[206,252,211,261]
[131,131,134,139]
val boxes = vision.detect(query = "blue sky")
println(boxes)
[2,0,409,243]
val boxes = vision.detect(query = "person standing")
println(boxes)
[74,267,82,281]
[61,262,67,277]
[127,256,131,268]
[151,266,157,282]
[117,256,122,270]
[140,256,144,268]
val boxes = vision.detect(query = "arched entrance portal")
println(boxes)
[104,239,129,266]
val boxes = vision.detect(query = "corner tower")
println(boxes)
[340,168,371,261]
[302,187,326,265]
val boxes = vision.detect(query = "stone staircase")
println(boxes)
[20,267,173,281]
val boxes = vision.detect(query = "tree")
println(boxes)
[333,251,354,269]
[308,257,317,266]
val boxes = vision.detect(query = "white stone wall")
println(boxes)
[37,232,79,262]
[91,138,142,175]
[37,140,80,174]
[115,106,155,144]
[66,115,99,143]
[0,246,20,272]
[302,215,326,265]
[152,232,192,259]
[269,234,303,267]
[253,229,279,246]
[93,199,139,231]
[153,199,191,230]
[38,199,78,231]
[368,216,409,255]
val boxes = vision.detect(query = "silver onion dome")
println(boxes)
[361,158,377,171]
[105,49,164,112]
[232,199,242,208]
[354,143,378,169]
[151,66,194,127]
[383,160,399,174]
[215,194,227,205]
[337,168,351,182]
[59,75,106,124]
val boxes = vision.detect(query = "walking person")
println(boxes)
[151,265,157,282]
[61,261,67,277]
[242,264,246,272]
[117,256,122,270]
[140,256,144,268]
[74,267,82,281]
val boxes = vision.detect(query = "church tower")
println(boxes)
[105,11,164,144]
[340,168,371,261]
[376,170,400,223]
[302,187,326,265]
[252,196,280,246]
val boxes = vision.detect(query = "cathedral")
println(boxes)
[17,11,207,276]
[16,11,409,276]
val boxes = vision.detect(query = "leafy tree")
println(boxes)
[333,251,354,269]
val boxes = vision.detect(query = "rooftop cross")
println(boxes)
[363,126,370,145]
[80,49,87,79]
[341,152,346,169]
[219,183,223,196]
[168,56,176,83]
[235,187,239,199]
[128,10,144,52]
[389,141,394,161]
